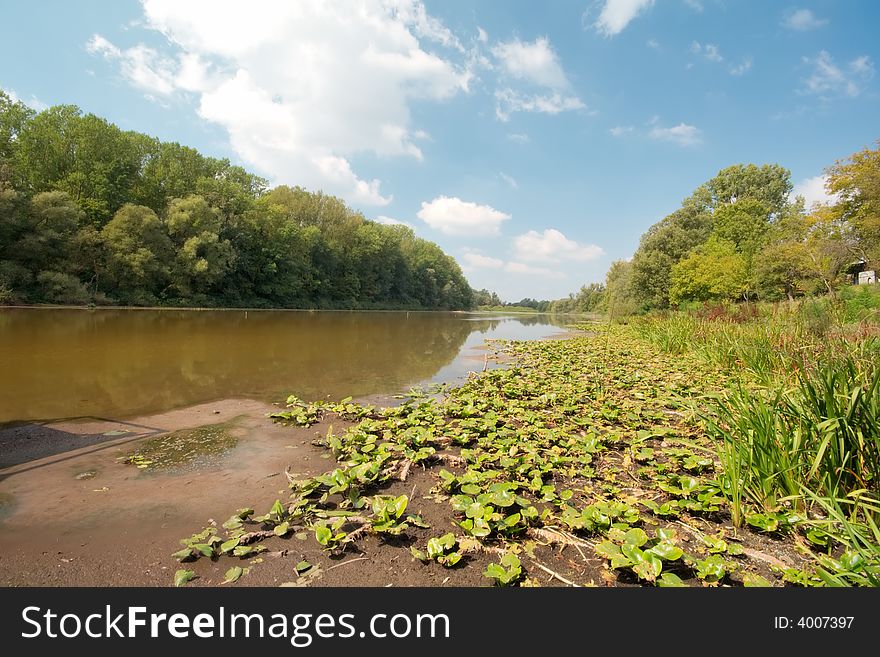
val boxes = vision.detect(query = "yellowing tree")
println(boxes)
[826,140,880,266]
[669,237,748,305]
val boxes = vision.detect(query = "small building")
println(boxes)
[858,270,877,285]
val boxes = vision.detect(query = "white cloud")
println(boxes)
[417,196,511,236]
[492,37,569,89]
[1,86,47,111]
[648,121,702,147]
[513,229,604,263]
[498,172,518,189]
[507,132,530,144]
[460,250,504,271]
[729,57,753,76]
[801,51,874,98]
[646,39,660,50]
[495,88,585,121]
[504,262,566,278]
[477,27,488,43]
[593,0,655,37]
[791,175,839,209]
[683,0,703,11]
[691,41,723,63]
[88,0,476,206]
[610,125,634,136]
[782,8,828,31]
[87,34,178,96]
[374,215,414,228]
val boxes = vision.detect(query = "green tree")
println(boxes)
[669,236,748,304]
[101,204,173,302]
[165,195,234,298]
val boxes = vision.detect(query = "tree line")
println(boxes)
[0,92,473,309]
[555,142,879,315]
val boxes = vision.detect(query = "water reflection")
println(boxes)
[0,309,568,423]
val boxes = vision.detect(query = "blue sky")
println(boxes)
[2,1,879,301]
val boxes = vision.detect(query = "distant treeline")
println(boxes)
[555,141,880,315]
[0,92,473,309]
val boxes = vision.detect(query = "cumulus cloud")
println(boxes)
[801,51,874,98]
[417,196,511,236]
[782,8,828,31]
[648,120,702,147]
[374,215,414,228]
[593,0,655,37]
[791,175,839,209]
[610,125,634,137]
[87,0,476,206]
[507,132,530,144]
[460,250,504,271]
[492,37,570,89]
[490,36,584,121]
[495,89,585,121]
[87,34,178,96]
[513,229,604,263]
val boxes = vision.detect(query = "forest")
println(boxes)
[0,91,473,309]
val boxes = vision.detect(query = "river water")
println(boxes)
[0,308,572,424]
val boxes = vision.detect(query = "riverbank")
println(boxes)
[2,315,876,587]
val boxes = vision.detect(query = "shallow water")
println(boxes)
[0,308,571,423]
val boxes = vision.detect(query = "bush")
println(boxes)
[35,271,90,305]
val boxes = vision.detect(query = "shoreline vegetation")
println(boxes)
[0,93,472,311]
[165,294,879,588]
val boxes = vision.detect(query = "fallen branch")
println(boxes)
[238,530,278,545]
[530,560,581,587]
[326,556,370,572]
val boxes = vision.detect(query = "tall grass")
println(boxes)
[708,355,880,522]
[635,294,880,584]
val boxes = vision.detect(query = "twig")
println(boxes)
[398,459,413,481]
[326,557,370,572]
[530,560,581,587]
[238,530,278,545]
[433,453,466,468]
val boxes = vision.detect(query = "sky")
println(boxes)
[2,1,879,301]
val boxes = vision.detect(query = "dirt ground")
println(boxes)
[0,398,515,587]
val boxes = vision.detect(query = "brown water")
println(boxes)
[0,308,570,424]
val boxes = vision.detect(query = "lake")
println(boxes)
[0,308,573,424]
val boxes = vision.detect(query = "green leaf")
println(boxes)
[647,542,683,561]
[193,543,215,558]
[657,572,687,587]
[220,537,241,553]
[171,548,193,561]
[273,521,290,537]
[295,560,312,574]
[391,495,408,518]
[222,566,243,584]
[173,569,195,587]
[492,490,516,507]
[624,528,648,547]
[314,526,332,546]
[442,552,462,567]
